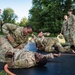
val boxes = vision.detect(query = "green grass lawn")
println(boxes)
[0,70,9,75]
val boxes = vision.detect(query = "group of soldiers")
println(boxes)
[0,9,75,75]
[61,9,75,44]
[0,23,61,70]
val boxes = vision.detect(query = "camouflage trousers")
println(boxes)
[69,30,75,44]
[64,30,75,44]
[0,36,19,62]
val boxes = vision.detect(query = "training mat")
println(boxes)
[0,42,75,75]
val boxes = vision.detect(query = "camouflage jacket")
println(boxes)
[61,20,68,35]
[35,37,56,52]
[35,37,64,52]
[67,14,75,31]
[0,36,20,62]
[2,23,28,48]
[12,50,36,68]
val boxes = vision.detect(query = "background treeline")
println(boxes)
[28,0,75,34]
[1,0,75,36]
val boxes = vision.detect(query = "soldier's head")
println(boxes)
[35,53,47,66]
[68,8,73,15]
[23,25,33,36]
[64,15,68,20]
[5,52,14,65]
[37,29,43,38]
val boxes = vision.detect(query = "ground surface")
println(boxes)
[0,42,75,75]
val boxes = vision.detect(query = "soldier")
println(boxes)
[67,9,75,44]
[0,35,60,67]
[0,36,20,62]
[4,49,61,69]
[61,15,69,42]
[32,30,64,53]
[4,49,61,75]
[2,23,33,49]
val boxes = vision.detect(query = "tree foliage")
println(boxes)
[28,0,74,34]
[1,8,18,23]
[19,17,28,27]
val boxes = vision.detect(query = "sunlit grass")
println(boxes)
[0,70,9,75]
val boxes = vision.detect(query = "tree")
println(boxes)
[19,17,28,27]
[29,0,74,34]
[64,0,73,13]
[1,8,18,23]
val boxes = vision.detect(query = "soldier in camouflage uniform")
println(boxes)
[32,30,65,53]
[2,23,33,49]
[0,23,32,62]
[61,15,69,42]
[4,49,61,68]
[67,9,75,44]
[0,35,60,68]
[0,36,20,62]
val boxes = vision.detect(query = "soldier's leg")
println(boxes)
[69,31,74,43]
[71,33,75,44]
[0,36,14,53]
[64,34,70,42]
[54,42,65,52]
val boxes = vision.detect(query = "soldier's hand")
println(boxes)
[17,45,23,49]
[7,35,14,42]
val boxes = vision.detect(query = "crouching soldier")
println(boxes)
[2,23,33,49]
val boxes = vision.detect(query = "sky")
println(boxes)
[0,0,32,22]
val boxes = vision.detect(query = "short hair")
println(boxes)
[5,52,14,58]
[37,29,43,34]
[24,25,33,30]
[36,57,47,66]
[70,45,75,51]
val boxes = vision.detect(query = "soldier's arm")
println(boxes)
[61,22,64,34]
[72,15,75,29]
[43,32,50,36]
[2,23,18,35]
[2,23,20,48]
[4,64,16,75]
[31,34,37,42]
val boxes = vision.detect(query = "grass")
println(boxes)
[0,70,9,75]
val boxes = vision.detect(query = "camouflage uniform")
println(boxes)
[67,14,75,44]
[61,20,69,42]
[0,36,54,68]
[5,49,54,68]
[12,50,36,68]
[35,37,65,52]
[2,23,29,48]
[0,36,19,62]
[0,35,36,68]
